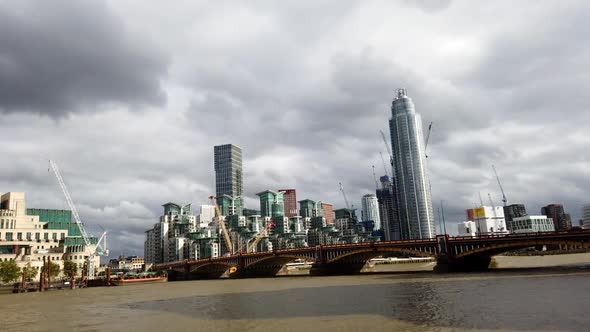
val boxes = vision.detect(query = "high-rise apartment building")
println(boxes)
[299,199,317,218]
[320,202,334,225]
[361,194,381,231]
[280,189,297,217]
[376,175,399,240]
[214,144,243,215]
[389,88,435,239]
[503,204,527,232]
[256,190,285,218]
[541,204,572,231]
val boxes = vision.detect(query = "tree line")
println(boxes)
[0,260,78,285]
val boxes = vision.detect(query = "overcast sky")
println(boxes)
[1,0,588,257]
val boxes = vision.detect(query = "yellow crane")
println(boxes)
[245,221,274,253]
[209,196,233,256]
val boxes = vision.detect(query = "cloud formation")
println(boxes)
[0,1,589,256]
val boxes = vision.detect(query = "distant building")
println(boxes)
[242,208,260,217]
[320,202,334,225]
[582,204,590,229]
[376,175,399,240]
[389,88,435,239]
[471,206,508,235]
[0,192,100,278]
[214,144,243,215]
[361,194,381,231]
[256,190,285,217]
[466,208,475,222]
[109,256,145,271]
[298,199,317,219]
[541,204,572,231]
[197,205,215,228]
[457,221,476,237]
[280,189,297,217]
[511,215,555,233]
[503,204,528,232]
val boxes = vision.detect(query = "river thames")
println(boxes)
[1,266,589,332]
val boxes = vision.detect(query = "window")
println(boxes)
[6,232,13,241]
[17,232,22,241]
[44,233,49,240]
[52,233,57,240]
[60,233,65,240]
[26,232,31,241]
[35,233,40,241]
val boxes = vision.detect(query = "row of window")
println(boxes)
[0,220,16,229]
[0,232,65,241]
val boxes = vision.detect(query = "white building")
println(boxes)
[361,194,381,231]
[0,192,100,280]
[511,215,555,233]
[471,206,509,235]
[457,221,476,237]
[197,205,216,228]
[582,204,590,229]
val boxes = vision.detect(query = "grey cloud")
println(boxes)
[0,0,168,117]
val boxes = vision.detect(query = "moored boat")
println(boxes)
[110,275,167,286]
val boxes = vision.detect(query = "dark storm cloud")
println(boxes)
[0,0,168,117]
[1,1,589,257]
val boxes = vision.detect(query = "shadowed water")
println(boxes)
[1,268,589,331]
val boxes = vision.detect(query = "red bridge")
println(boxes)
[154,230,590,280]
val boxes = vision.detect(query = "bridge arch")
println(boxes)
[327,247,435,264]
[454,239,590,259]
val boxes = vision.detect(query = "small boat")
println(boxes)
[110,276,167,286]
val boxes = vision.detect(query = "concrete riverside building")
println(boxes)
[389,88,435,239]
[0,192,100,280]
[458,206,508,236]
[214,144,243,215]
[361,194,381,231]
[511,216,555,233]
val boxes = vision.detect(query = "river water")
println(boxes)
[1,268,589,332]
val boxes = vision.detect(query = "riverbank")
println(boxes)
[492,252,590,269]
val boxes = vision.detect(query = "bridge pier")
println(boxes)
[435,254,492,272]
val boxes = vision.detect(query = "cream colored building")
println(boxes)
[0,192,99,281]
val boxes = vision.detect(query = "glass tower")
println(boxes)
[389,89,435,239]
[214,144,243,214]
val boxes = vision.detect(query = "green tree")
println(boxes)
[21,263,37,281]
[0,260,21,284]
[47,261,60,279]
[63,260,77,278]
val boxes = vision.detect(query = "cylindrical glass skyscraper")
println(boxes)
[389,89,435,239]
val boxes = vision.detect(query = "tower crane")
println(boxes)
[492,165,508,206]
[379,130,394,168]
[49,160,108,280]
[424,122,433,158]
[209,195,233,256]
[338,182,353,220]
[379,152,390,178]
[371,165,379,189]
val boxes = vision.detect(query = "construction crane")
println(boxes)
[245,221,274,253]
[371,165,379,189]
[379,130,394,167]
[338,182,353,220]
[492,165,508,206]
[379,152,390,178]
[209,195,233,255]
[49,160,108,280]
[424,122,433,158]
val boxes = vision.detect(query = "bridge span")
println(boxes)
[154,230,590,280]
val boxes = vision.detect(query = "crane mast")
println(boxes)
[492,165,508,206]
[209,195,233,255]
[338,182,353,220]
[49,160,107,280]
[379,130,394,167]
[379,152,390,178]
[424,122,432,158]
[371,165,379,189]
[246,221,274,253]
